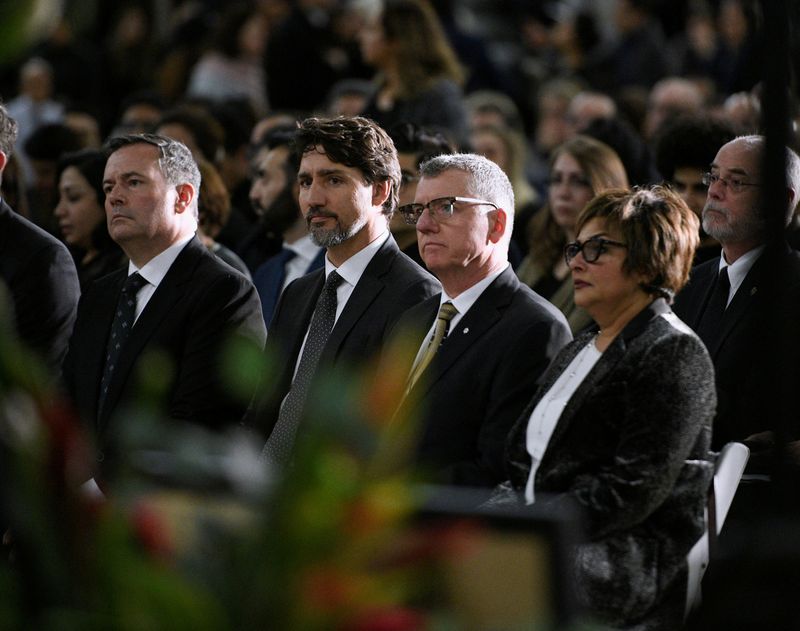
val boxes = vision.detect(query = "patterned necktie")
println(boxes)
[405,302,458,395]
[696,266,730,353]
[98,272,148,418]
[262,270,343,465]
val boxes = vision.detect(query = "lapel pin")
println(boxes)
[750,287,757,296]
[462,327,470,334]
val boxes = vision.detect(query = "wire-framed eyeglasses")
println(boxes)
[564,236,627,265]
[701,172,760,194]
[398,196,498,225]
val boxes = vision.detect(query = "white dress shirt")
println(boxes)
[719,245,764,307]
[283,234,322,291]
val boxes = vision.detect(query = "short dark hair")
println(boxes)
[576,186,700,300]
[293,116,401,214]
[156,105,225,164]
[24,123,82,161]
[388,121,456,166]
[56,149,107,205]
[653,115,739,180]
[0,102,18,156]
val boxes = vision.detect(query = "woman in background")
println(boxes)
[54,149,125,289]
[359,0,468,147]
[517,135,628,333]
[196,158,251,279]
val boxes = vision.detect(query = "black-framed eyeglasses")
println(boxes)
[701,172,760,194]
[564,236,627,265]
[398,196,499,225]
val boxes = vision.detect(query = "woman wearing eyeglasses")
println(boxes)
[517,135,628,333]
[495,186,717,629]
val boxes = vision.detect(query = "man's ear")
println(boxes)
[371,179,391,209]
[175,183,195,213]
[487,208,507,244]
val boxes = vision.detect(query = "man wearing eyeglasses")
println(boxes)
[673,135,800,470]
[62,134,267,479]
[388,153,571,487]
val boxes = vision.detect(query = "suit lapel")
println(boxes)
[97,239,203,431]
[413,267,516,397]
[322,237,397,361]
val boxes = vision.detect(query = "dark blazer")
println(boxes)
[391,266,572,487]
[0,199,79,372]
[256,235,439,438]
[673,243,800,449]
[62,237,266,467]
[504,300,715,629]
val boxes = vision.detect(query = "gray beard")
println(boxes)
[702,202,766,244]
[308,214,367,248]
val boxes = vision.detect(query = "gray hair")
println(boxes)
[418,152,515,228]
[733,134,800,225]
[0,102,18,157]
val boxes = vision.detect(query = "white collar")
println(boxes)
[323,230,390,288]
[128,233,194,287]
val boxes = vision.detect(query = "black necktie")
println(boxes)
[98,272,148,418]
[696,266,730,353]
[262,270,343,465]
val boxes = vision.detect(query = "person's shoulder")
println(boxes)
[1,204,69,255]
[382,245,439,287]
[512,280,571,326]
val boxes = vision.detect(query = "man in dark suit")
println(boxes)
[257,116,439,461]
[673,135,800,464]
[249,126,324,329]
[62,134,266,475]
[0,101,79,373]
[389,153,572,487]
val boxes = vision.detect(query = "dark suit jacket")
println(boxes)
[62,237,266,469]
[0,200,79,372]
[503,300,715,629]
[673,243,800,449]
[256,235,439,438]
[390,266,572,487]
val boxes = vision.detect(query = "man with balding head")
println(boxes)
[389,153,571,487]
[674,135,800,464]
[62,134,266,477]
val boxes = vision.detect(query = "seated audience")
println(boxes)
[496,186,715,629]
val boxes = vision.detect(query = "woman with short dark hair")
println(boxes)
[497,186,716,629]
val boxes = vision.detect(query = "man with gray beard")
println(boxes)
[253,117,439,460]
[674,135,800,473]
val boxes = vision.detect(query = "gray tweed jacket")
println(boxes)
[504,299,716,629]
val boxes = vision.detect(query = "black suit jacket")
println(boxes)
[673,243,800,448]
[504,300,715,628]
[256,235,439,438]
[62,237,266,467]
[390,266,572,487]
[0,200,79,372]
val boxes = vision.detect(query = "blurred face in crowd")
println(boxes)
[55,166,104,251]
[671,167,708,218]
[548,151,593,236]
[359,13,391,67]
[390,152,421,237]
[249,144,299,234]
[470,129,510,174]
